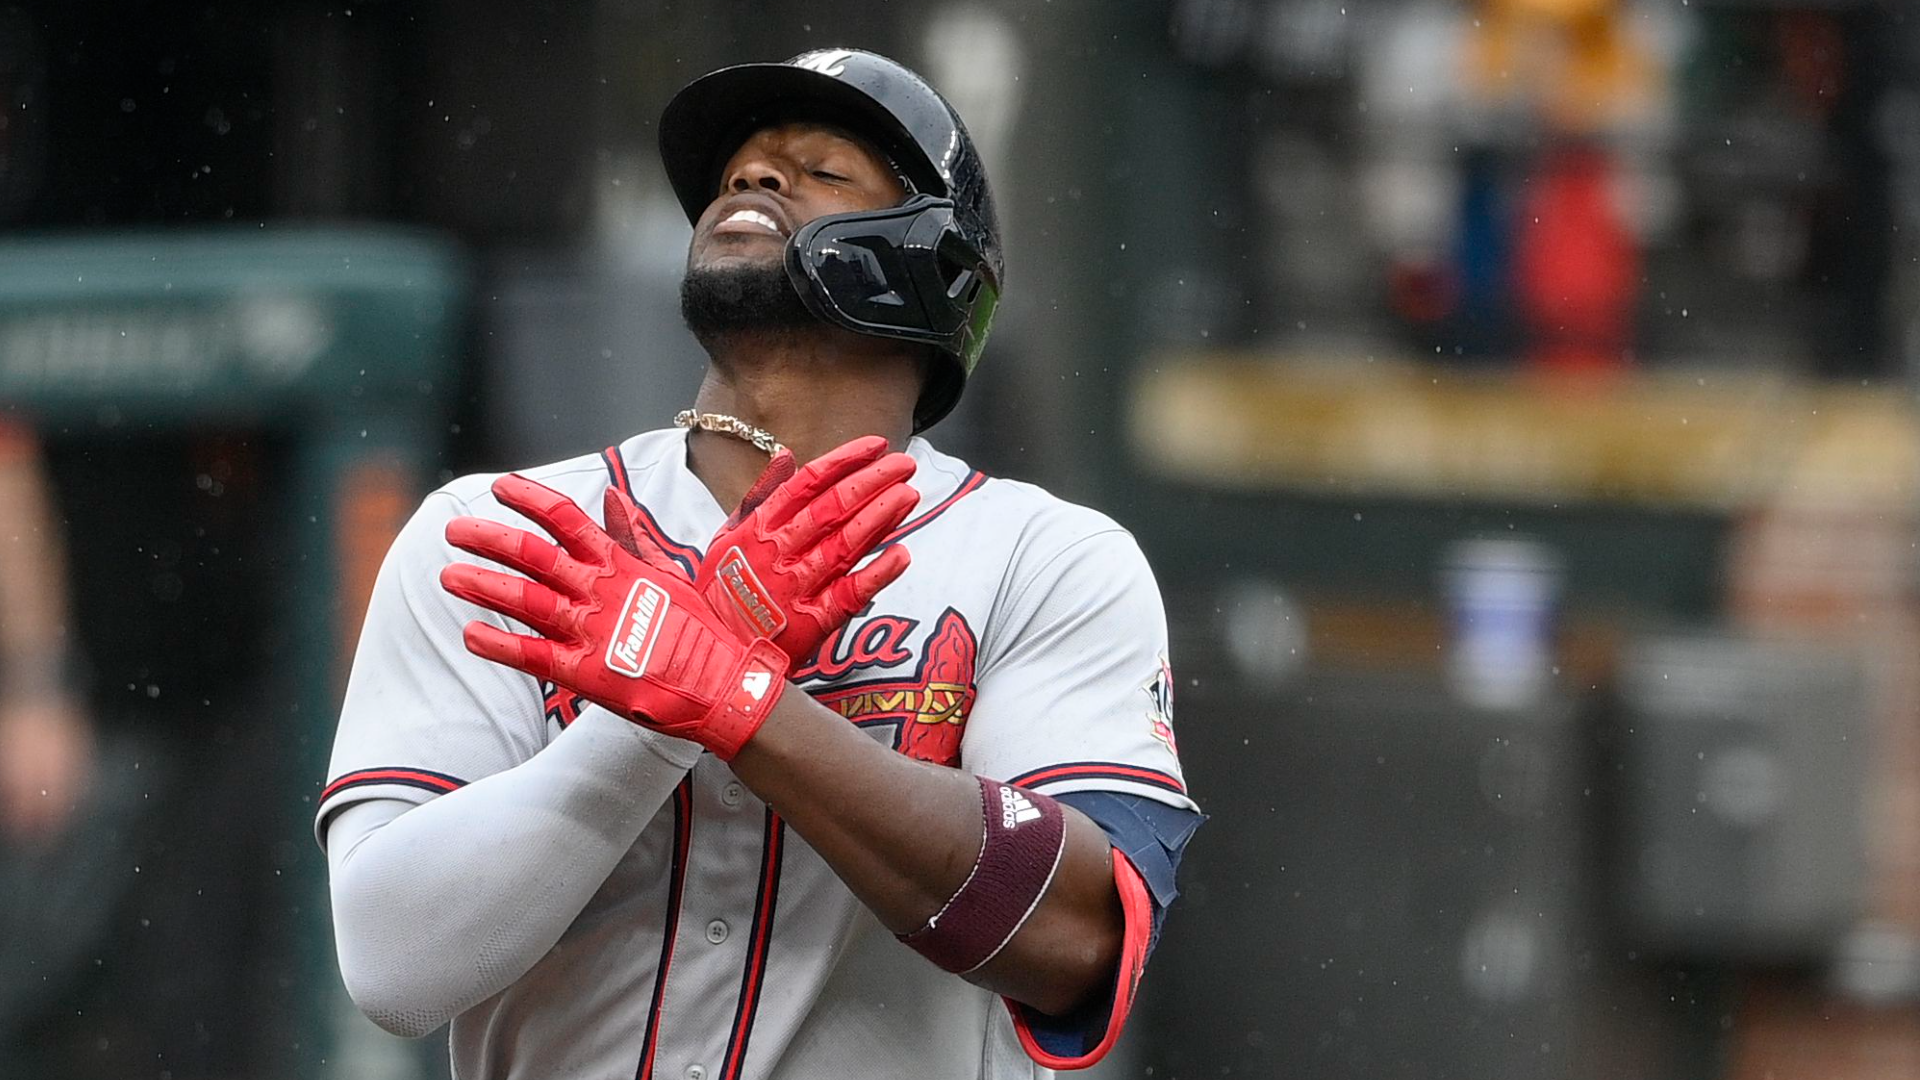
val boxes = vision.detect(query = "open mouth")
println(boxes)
[714,209,784,236]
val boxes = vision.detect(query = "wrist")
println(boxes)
[701,638,790,761]
[581,711,707,772]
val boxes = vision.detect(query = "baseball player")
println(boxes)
[319,49,1202,1080]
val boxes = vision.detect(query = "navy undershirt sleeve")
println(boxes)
[1013,791,1204,1057]
[1057,790,1203,950]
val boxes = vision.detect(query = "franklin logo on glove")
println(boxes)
[715,547,785,637]
[606,581,670,677]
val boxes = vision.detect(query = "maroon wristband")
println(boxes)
[899,778,1068,974]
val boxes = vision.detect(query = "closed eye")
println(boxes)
[811,170,848,183]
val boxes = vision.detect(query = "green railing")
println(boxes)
[0,227,465,1079]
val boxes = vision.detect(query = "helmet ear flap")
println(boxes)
[914,353,967,433]
[783,196,997,433]
[784,196,994,347]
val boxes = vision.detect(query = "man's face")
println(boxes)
[687,121,908,274]
[680,121,907,341]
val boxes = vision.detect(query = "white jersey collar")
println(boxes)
[604,428,982,563]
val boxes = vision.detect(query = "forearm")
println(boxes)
[0,441,76,699]
[728,690,1122,1016]
[325,714,698,1036]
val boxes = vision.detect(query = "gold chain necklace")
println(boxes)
[673,409,786,455]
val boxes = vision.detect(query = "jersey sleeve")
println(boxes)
[315,485,550,842]
[963,523,1194,811]
[964,521,1200,1068]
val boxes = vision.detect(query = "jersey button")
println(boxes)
[721,782,743,807]
[705,919,729,944]
[685,1065,707,1080]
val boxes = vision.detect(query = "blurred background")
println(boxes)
[0,0,1916,1077]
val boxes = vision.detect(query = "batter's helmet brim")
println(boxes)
[658,63,945,226]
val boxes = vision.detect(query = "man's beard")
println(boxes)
[680,259,816,342]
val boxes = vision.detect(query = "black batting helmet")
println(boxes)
[658,48,1002,432]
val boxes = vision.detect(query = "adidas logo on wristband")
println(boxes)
[1000,786,1042,829]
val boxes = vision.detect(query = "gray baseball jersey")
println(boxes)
[319,428,1194,1079]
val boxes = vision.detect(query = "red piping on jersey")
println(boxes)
[719,810,786,1080]
[602,445,702,577]
[321,767,464,803]
[635,778,695,1080]
[544,682,590,728]
[1006,849,1153,1070]
[1009,762,1187,797]
[601,444,634,497]
[881,469,985,547]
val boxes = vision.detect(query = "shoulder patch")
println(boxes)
[1146,655,1177,757]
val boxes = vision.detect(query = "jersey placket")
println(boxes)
[646,756,776,1080]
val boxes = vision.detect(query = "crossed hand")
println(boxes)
[440,437,917,759]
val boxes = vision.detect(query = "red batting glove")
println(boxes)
[604,435,917,665]
[440,474,787,760]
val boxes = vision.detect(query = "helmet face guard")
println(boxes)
[785,194,999,378]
